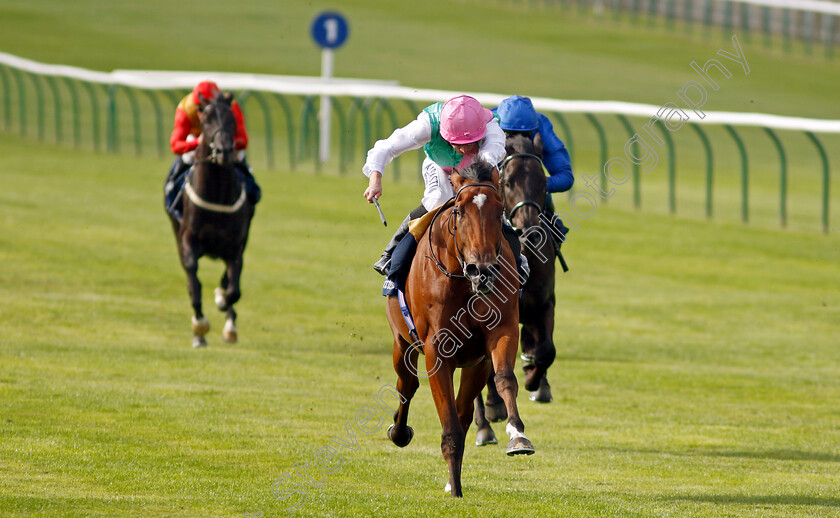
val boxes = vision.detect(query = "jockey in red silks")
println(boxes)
[362,95,526,279]
[164,81,261,218]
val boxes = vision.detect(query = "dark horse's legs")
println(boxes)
[179,236,209,348]
[216,255,244,343]
[521,303,556,395]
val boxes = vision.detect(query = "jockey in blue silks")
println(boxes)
[492,95,574,262]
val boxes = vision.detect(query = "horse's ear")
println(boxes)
[491,167,501,189]
[197,93,210,109]
[450,168,466,192]
[532,132,544,156]
[222,91,234,104]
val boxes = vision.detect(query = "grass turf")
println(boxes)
[0,133,838,517]
[1,2,839,515]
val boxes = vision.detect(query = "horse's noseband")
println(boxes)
[428,182,503,281]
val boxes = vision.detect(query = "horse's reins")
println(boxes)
[427,182,501,280]
[501,151,570,273]
[500,153,546,227]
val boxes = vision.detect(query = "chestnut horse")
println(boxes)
[474,134,557,446]
[167,92,255,348]
[385,160,534,498]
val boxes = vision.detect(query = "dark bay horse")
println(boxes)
[385,160,534,498]
[167,92,255,348]
[474,134,557,445]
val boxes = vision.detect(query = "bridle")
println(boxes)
[195,100,234,165]
[206,127,228,164]
[185,103,245,213]
[499,153,545,229]
[427,182,502,280]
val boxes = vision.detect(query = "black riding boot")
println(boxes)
[374,205,429,276]
[544,195,570,270]
[164,157,189,216]
[502,223,529,283]
[373,215,411,276]
[235,160,261,205]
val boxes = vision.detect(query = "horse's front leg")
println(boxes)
[217,255,243,343]
[483,368,507,422]
[427,355,464,497]
[180,239,208,348]
[466,363,497,446]
[490,329,535,456]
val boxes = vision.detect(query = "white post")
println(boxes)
[319,48,334,164]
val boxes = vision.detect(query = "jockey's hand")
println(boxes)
[364,171,382,203]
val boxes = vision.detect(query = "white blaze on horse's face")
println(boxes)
[472,193,487,210]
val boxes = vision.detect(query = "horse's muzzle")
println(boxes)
[464,263,500,295]
[210,144,236,166]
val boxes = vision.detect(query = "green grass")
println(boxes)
[1,0,838,235]
[0,0,839,118]
[1,2,839,515]
[1,132,839,517]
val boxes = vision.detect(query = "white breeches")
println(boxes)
[420,157,455,212]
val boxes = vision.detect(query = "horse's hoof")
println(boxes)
[214,288,227,311]
[444,482,451,493]
[485,401,507,423]
[192,335,207,348]
[529,377,553,403]
[387,424,414,448]
[475,426,498,446]
[506,436,535,456]
[222,319,237,343]
[191,316,210,336]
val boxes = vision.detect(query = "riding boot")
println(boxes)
[502,223,529,284]
[235,160,261,205]
[373,215,411,276]
[543,194,570,269]
[164,157,189,216]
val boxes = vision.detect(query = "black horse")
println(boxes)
[167,92,255,348]
[474,133,557,445]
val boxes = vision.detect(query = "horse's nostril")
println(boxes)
[465,264,480,279]
[487,263,501,277]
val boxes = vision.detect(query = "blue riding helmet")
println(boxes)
[496,95,539,132]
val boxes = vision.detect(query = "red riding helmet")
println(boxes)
[192,81,221,104]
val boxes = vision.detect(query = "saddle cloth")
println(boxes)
[382,200,454,297]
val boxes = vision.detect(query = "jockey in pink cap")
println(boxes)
[362,95,507,276]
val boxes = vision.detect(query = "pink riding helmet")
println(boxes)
[440,95,494,144]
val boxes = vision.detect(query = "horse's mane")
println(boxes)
[457,160,495,182]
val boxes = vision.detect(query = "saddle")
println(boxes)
[382,200,454,297]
